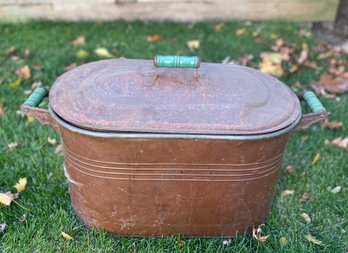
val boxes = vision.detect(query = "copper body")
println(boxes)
[60,124,289,237]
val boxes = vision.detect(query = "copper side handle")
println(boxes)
[294,91,328,131]
[20,88,60,132]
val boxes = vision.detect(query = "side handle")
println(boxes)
[21,88,60,132]
[295,91,327,131]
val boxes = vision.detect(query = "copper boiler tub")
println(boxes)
[21,56,327,237]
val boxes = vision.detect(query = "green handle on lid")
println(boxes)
[303,91,326,113]
[154,55,200,69]
[23,88,47,107]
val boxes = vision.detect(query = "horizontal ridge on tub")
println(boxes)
[64,148,283,182]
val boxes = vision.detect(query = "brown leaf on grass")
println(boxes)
[0,192,18,206]
[303,61,320,70]
[322,119,343,129]
[72,36,86,45]
[235,28,246,36]
[213,23,224,32]
[317,50,335,60]
[300,212,311,224]
[146,34,163,43]
[16,65,31,79]
[300,192,311,203]
[297,48,309,65]
[7,142,18,150]
[31,64,42,71]
[311,153,320,165]
[0,103,5,115]
[186,40,200,50]
[285,165,295,173]
[332,137,348,151]
[238,54,254,66]
[55,144,63,154]
[64,63,77,72]
[5,46,17,57]
[305,234,323,245]
[281,189,294,198]
[14,178,27,193]
[48,137,57,145]
[61,231,74,240]
[252,225,270,243]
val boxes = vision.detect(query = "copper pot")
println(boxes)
[21,56,327,237]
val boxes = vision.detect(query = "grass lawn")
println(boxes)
[0,21,347,252]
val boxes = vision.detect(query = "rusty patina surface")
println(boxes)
[49,59,301,135]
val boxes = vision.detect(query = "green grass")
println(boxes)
[0,21,347,253]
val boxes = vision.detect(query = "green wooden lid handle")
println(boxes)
[154,55,201,69]
[23,88,48,107]
[303,91,326,113]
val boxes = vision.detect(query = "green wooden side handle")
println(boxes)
[303,91,326,113]
[154,55,200,69]
[23,87,47,107]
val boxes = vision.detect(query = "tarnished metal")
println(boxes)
[49,59,301,135]
[21,57,327,237]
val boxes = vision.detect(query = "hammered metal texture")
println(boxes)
[49,59,300,135]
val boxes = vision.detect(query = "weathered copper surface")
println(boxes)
[50,59,301,135]
[60,123,290,236]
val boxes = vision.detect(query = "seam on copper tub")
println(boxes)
[63,145,284,167]
[64,154,281,178]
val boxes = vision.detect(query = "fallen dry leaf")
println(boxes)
[297,48,309,65]
[279,236,288,246]
[0,192,18,206]
[305,234,323,245]
[31,64,42,71]
[48,137,57,145]
[27,116,35,123]
[0,223,6,233]
[14,178,27,193]
[76,49,89,59]
[55,144,63,154]
[235,28,246,36]
[7,142,18,150]
[317,50,335,60]
[332,137,348,151]
[72,36,86,46]
[5,46,17,57]
[213,23,224,32]
[9,78,22,88]
[285,165,295,173]
[312,74,348,95]
[16,65,31,79]
[330,186,341,194]
[61,231,74,240]
[146,34,163,43]
[252,225,270,243]
[0,103,5,116]
[300,192,311,203]
[300,212,311,224]
[322,119,343,129]
[311,153,320,165]
[238,54,254,66]
[64,63,77,72]
[281,189,294,198]
[259,52,283,77]
[95,47,113,58]
[186,40,200,50]
[222,239,231,246]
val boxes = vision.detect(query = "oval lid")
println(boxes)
[49,58,301,135]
